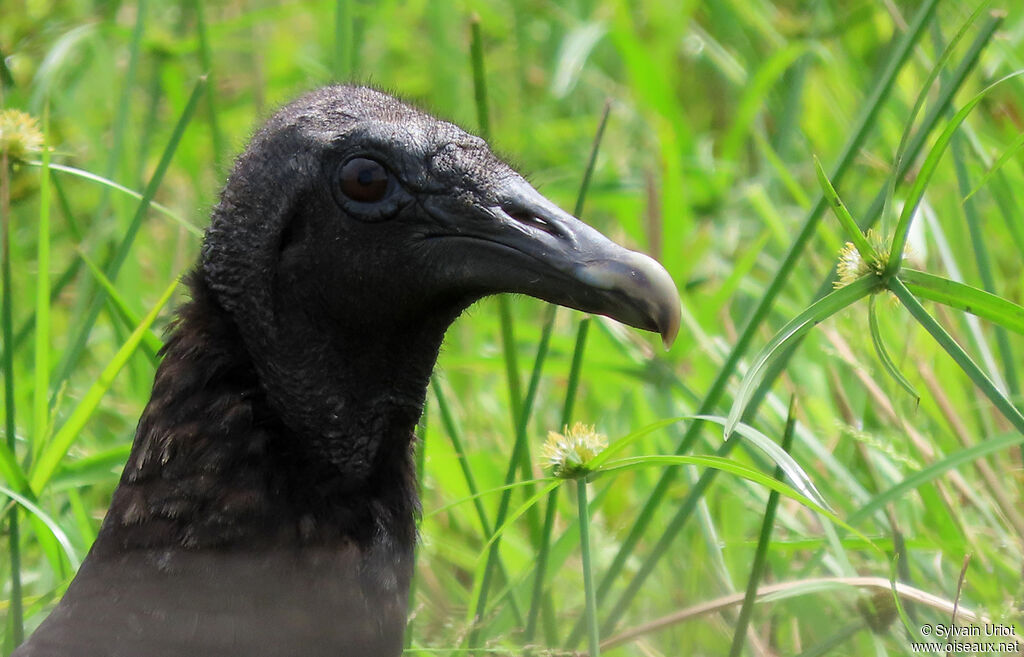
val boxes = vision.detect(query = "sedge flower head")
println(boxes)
[0,110,44,162]
[835,229,895,288]
[541,422,607,479]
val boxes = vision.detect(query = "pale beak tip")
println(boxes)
[658,287,681,350]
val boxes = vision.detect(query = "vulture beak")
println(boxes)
[430,177,681,349]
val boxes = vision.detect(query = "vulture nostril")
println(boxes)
[506,208,561,238]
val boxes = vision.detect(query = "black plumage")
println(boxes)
[14,86,680,657]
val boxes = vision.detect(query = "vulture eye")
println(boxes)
[338,157,390,203]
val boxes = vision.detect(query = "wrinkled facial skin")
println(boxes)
[274,107,522,332]
[205,85,679,349]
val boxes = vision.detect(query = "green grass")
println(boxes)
[2,1,1024,655]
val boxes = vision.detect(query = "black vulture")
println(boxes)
[14,86,680,657]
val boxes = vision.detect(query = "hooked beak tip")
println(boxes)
[649,260,681,350]
[660,306,680,350]
[575,250,681,350]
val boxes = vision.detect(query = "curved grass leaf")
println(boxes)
[725,275,880,438]
[885,1,994,214]
[889,277,1024,434]
[588,416,685,470]
[868,294,920,403]
[899,268,1024,335]
[593,455,871,547]
[29,24,98,108]
[695,414,826,508]
[29,275,180,491]
[0,485,79,569]
[849,429,1023,525]
[964,129,1024,202]
[887,69,1024,276]
[26,162,202,236]
[551,22,606,98]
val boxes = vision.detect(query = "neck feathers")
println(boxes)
[93,271,420,557]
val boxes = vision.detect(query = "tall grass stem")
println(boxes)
[577,477,599,657]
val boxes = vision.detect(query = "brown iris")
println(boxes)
[339,157,389,202]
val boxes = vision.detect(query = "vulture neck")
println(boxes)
[92,271,442,558]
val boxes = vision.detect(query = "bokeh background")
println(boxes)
[2,1,1023,654]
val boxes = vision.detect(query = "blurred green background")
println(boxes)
[2,0,1023,654]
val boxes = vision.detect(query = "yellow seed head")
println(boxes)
[836,241,871,287]
[541,422,607,479]
[834,229,895,288]
[0,109,44,162]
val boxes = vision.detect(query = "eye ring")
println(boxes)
[338,157,390,203]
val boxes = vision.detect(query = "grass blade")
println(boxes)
[469,14,490,141]
[25,162,201,235]
[430,379,491,534]
[334,0,354,79]
[718,43,810,187]
[963,129,1024,202]
[518,103,611,647]
[524,313,595,646]
[888,277,1024,435]
[33,107,52,447]
[0,439,31,495]
[576,477,599,657]
[592,456,855,536]
[867,295,920,403]
[588,417,686,470]
[814,155,876,262]
[885,1,994,221]
[100,0,146,201]
[465,12,528,638]
[423,477,554,521]
[431,379,524,626]
[696,414,826,508]
[849,429,1023,526]
[0,86,25,648]
[886,70,1024,276]
[0,484,79,569]
[899,268,1024,335]
[950,129,1020,396]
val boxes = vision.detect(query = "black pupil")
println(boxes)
[340,158,388,202]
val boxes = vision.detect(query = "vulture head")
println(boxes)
[199,85,679,489]
[204,85,678,351]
